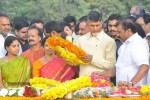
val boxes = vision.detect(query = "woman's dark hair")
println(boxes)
[42,36,49,46]
[4,36,19,49]
[4,36,19,55]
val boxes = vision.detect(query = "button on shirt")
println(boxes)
[116,33,149,86]
[77,30,116,76]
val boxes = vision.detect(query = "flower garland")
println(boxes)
[46,36,87,66]
[29,77,60,89]
[140,85,150,95]
[41,76,91,100]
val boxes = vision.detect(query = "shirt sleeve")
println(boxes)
[131,42,149,66]
[90,40,117,70]
[66,36,73,42]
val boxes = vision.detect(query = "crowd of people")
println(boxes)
[0,5,150,88]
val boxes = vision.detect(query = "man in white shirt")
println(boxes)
[77,11,116,76]
[116,19,149,86]
[96,19,149,86]
[0,13,13,58]
[0,13,22,58]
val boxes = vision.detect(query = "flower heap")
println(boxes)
[140,85,150,95]
[29,77,60,89]
[91,75,111,87]
[46,36,87,66]
[41,76,91,100]
[23,86,40,97]
[0,86,39,97]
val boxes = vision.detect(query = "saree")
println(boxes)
[33,57,75,82]
[0,56,31,88]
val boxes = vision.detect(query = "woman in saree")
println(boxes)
[32,37,76,82]
[0,36,31,88]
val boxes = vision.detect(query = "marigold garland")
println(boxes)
[29,77,60,89]
[41,76,91,100]
[140,85,150,96]
[46,36,87,66]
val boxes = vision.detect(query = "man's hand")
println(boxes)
[64,26,72,36]
[92,67,116,78]
[82,54,93,62]
[118,81,133,87]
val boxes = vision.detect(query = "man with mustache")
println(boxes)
[21,26,44,66]
[108,14,123,57]
[14,19,30,52]
[0,13,22,58]
[107,14,123,85]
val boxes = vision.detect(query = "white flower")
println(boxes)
[8,89,16,96]
[0,88,8,97]
[18,87,25,96]
[36,89,41,96]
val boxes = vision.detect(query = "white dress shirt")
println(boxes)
[0,34,22,58]
[116,33,149,86]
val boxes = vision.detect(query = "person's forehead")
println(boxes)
[88,21,101,25]
[108,19,117,24]
[0,17,10,23]
[136,17,144,22]
[117,24,123,29]
[79,22,86,26]
[28,29,38,34]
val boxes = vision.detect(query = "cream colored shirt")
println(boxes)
[77,30,116,76]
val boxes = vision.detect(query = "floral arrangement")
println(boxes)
[0,86,40,97]
[23,86,40,97]
[72,87,111,98]
[29,77,60,89]
[140,85,150,95]
[41,76,91,100]
[110,86,141,96]
[46,36,87,66]
[91,75,111,87]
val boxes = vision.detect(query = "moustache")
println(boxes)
[28,40,34,42]
[110,30,116,33]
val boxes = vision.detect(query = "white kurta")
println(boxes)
[116,33,149,86]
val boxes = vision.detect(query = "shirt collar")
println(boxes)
[125,33,139,43]
[86,30,105,40]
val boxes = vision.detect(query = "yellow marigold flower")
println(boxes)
[46,36,87,66]
[42,76,91,99]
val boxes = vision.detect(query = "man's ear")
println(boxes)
[6,46,8,51]
[15,30,19,36]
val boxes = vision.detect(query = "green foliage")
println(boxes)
[0,0,149,23]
